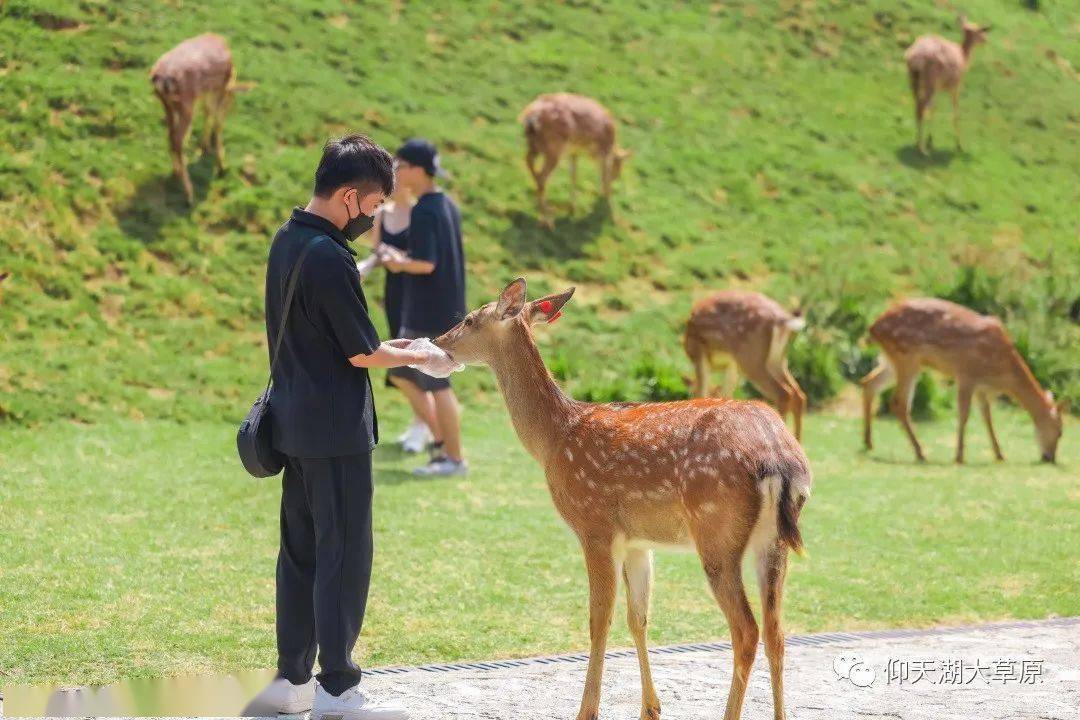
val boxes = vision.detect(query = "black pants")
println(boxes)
[276,453,373,696]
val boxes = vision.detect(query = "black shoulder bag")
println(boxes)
[237,238,321,478]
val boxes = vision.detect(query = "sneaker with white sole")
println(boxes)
[311,683,410,720]
[241,676,315,716]
[412,455,468,477]
[399,421,434,454]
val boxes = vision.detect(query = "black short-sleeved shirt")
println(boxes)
[399,191,467,337]
[265,208,381,458]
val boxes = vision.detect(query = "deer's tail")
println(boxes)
[151,73,178,99]
[753,455,811,557]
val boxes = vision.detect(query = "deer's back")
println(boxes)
[869,298,1015,377]
[687,290,793,351]
[905,35,966,86]
[151,33,233,94]
[520,93,616,152]
[547,397,809,544]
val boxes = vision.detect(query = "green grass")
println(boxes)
[2,396,1077,686]
[1,0,1078,425]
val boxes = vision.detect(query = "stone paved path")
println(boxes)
[5,618,1077,718]
[360,617,1079,719]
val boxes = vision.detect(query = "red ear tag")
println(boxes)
[546,310,562,324]
[539,300,554,314]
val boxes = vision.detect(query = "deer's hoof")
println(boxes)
[641,705,661,720]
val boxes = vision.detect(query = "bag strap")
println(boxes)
[265,237,324,393]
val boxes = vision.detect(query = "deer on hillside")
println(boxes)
[684,290,808,441]
[435,278,812,720]
[519,93,631,225]
[904,17,991,155]
[150,34,243,204]
[861,298,1065,463]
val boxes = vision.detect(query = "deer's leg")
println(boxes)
[721,360,739,398]
[860,356,895,450]
[623,548,660,720]
[194,97,211,153]
[534,151,560,226]
[890,364,925,462]
[780,365,806,442]
[576,538,618,720]
[700,546,757,720]
[684,330,710,398]
[956,381,974,464]
[168,100,195,204]
[977,391,1005,461]
[744,365,794,426]
[600,154,614,198]
[569,154,579,212]
[756,540,789,720]
[212,87,234,173]
[950,88,963,152]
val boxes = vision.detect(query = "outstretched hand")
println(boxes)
[403,337,464,378]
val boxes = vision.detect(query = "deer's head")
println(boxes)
[1036,391,1067,463]
[434,277,575,365]
[959,16,991,47]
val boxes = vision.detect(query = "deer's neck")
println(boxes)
[1003,351,1052,422]
[488,322,579,464]
[961,36,977,62]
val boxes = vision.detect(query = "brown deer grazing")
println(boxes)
[150,33,239,204]
[519,93,630,224]
[435,278,812,720]
[904,17,990,155]
[684,290,807,441]
[861,298,1065,464]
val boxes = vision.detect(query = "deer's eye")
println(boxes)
[464,316,474,327]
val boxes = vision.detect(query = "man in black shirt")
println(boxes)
[384,139,468,476]
[253,135,437,720]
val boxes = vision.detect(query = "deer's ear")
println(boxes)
[526,287,575,325]
[496,277,528,319]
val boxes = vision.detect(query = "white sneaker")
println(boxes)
[395,420,420,445]
[311,683,411,720]
[400,421,433,454]
[412,456,468,477]
[242,676,315,716]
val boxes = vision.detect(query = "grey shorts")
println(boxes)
[385,328,451,392]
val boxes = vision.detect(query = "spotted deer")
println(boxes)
[150,33,242,204]
[519,93,630,224]
[684,290,807,441]
[904,17,990,155]
[435,278,812,720]
[861,298,1065,463]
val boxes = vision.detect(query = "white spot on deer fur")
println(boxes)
[699,501,719,514]
[586,480,597,490]
[719,449,731,459]
[564,447,574,462]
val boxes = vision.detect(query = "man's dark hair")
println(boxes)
[313,134,395,199]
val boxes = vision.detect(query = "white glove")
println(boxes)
[404,337,464,378]
[356,253,381,279]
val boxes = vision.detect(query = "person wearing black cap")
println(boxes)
[249,134,436,720]
[384,139,468,476]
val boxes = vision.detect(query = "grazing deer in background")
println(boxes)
[436,278,812,720]
[150,33,240,204]
[904,17,991,155]
[861,298,1065,463]
[684,290,808,441]
[519,93,631,224]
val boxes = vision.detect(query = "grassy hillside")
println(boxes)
[0,0,1078,425]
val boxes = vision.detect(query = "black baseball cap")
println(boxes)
[394,138,447,177]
